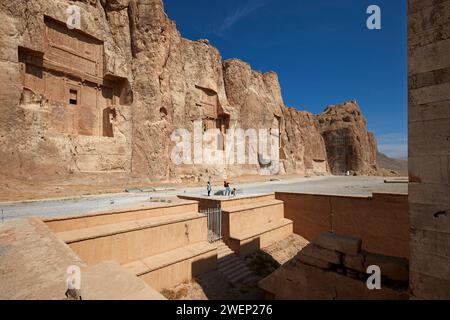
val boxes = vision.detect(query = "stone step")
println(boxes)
[44,200,199,233]
[222,199,284,214]
[217,246,234,258]
[123,242,217,291]
[0,217,166,300]
[231,218,293,242]
[81,261,167,300]
[228,269,253,285]
[218,251,234,259]
[218,256,241,269]
[219,194,276,210]
[219,255,242,268]
[228,218,293,257]
[224,200,284,222]
[215,242,257,286]
[222,200,285,237]
[217,245,233,253]
[57,211,204,243]
[244,275,261,286]
[56,211,209,265]
[221,260,247,276]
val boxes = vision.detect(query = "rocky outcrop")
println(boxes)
[316,101,378,175]
[282,108,329,175]
[0,0,379,191]
[222,59,329,176]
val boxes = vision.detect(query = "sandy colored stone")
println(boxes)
[313,232,362,255]
[316,101,379,175]
[297,254,333,270]
[300,243,341,265]
[0,217,164,300]
[364,252,409,282]
[343,254,366,273]
[408,0,450,299]
[259,255,409,300]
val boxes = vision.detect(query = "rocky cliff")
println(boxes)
[0,0,379,190]
[316,101,378,175]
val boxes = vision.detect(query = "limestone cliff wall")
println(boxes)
[317,101,378,175]
[0,0,379,187]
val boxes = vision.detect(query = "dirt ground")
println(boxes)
[160,234,309,300]
[0,173,308,202]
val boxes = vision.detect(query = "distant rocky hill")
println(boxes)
[377,152,408,176]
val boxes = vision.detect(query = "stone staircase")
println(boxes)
[179,193,294,258]
[221,194,294,257]
[45,199,217,291]
[0,217,166,300]
[216,241,259,285]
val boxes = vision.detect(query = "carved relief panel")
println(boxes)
[18,17,128,138]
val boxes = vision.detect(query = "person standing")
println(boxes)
[207,181,212,197]
[224,181,231,196]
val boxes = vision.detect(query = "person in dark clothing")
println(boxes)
[224,181,231,196]
[207,181,212,196]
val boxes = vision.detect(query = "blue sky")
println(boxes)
[165,0,407,159]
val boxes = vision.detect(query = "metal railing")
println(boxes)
[200,207,222,243]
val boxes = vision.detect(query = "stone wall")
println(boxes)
[408,0,450,299]
[276,192,409,259]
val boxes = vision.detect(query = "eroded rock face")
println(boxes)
[282,108,329,175]
[0,0,378,189]
[316,101,378,175]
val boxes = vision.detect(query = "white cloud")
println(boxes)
[214,0,272,36]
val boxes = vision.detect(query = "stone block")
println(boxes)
[410,240,450,280]
[409,117,450,157]
[346,269,359,279]
[409,1,450,46]
[410,271,450,300]
[410,81,450,105]
[364,253,409,282]
[411,228,450,258]
[343,254,366,273]
[409,67,450,90]
[409,38,450,75]
[409,183,450,207]
[259,256,409,300]
[297,253,332,270]
[313,232,362,255]
[410,100,450,124]
[410,203,450,234]
[409,155,449,185]
[300,243,341,265]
